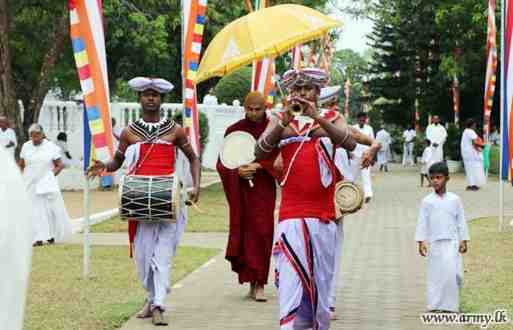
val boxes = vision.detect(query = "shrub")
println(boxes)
[444,124,462,161]
[489,145,500,175]
[214,67,252,104]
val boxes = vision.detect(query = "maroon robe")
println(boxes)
[217,117,277,284]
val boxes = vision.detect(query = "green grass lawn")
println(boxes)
[461,217,513,329]
[91,183,229,233]
[25,244,219,330]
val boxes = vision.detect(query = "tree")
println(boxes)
[329,48,369,119]
[0,0,332,148]
[1,1,69,143]
[214,67,252,105]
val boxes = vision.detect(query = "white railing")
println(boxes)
[38,100,245,190]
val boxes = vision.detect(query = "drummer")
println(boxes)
[255,67,380,329]
[319,85,355,321]
[217,91,279,302]
[88,77,200,326]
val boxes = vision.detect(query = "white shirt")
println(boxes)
[426,124,447,146]
[20,139,61,194]
[421,146,435,173]
[319,137,354,182]
[402,129,416,144]
[376,129,392,147]
[0,128,17,156]
[352,124,374,157]
[460,128,482,161]
[415,192,470,243]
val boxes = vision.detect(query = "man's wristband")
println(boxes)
[278,120,288,128]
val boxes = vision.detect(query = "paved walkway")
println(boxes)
[72,165,512,330]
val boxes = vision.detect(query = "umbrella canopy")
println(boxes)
[194,4,341,84]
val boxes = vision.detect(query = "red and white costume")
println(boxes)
[123,118,188,312]
[273,110,341,330]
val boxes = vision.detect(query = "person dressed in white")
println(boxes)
[420,139,435,187]
[402,126,416,166]
[352,112,374,203]
[0,146,33,330]
[19,124,72,246]
[55,132,76,168]
[0,116,17,158]
[425,116,447,163]
[415,161,469,313]
[376,126,392,172]
[460,118,486,191]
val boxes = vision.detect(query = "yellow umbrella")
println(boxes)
[194,4,341,84]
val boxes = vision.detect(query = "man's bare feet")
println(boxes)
[136,300,151,318]
[254,284,267,302]
[329,307,337,320]
[152,307,168,326]
[248,283,256,299]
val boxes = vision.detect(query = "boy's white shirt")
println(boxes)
[421,146,434,165]
[415,191,470,243]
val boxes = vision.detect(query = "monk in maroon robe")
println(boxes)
[217,92,277,302]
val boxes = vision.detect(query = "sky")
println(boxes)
[328,0,374,54]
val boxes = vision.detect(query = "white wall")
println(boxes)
[38,100,244,190]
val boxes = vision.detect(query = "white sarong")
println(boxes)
[273,218,337,330]
[426,239,463,312]
[463,159,486,187]
[134,211,187,310]
[328,219,344,310]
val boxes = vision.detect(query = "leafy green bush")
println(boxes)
[214,67,252,104]
[489,145,500,175]
[173,111,209,156]
[444,124,462,161]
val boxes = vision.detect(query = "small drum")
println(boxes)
[119,175,181,223]
[334,181,364,217]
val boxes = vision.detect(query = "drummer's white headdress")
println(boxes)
[128,77,174,94]
[319,85,341,106]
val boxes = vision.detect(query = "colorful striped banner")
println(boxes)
[182,0,207,156]
[83,106,95,171]
[483,0,498,142]
[69,0,113,162]
[502,0,513,180]
[250,0,275,108]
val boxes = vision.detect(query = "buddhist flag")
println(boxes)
[83,107,95,171]
[182,0,208,156]
[69,0,113,162]
[250,0,275,108]
[502,0,513,180]
[483,0,498,142]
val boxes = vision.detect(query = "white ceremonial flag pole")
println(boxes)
[83,175,92,278]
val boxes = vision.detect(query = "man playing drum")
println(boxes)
[255,68,380,330]
[88,77,200,326]
[217,91,278,302]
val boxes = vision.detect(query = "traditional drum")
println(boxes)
[334,181,364,217]
[119,175,181,223]
[220,131,257,187]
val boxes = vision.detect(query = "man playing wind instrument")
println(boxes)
[255,68,380,330]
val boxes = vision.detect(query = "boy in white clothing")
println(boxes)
[415,161,470,313]
[420,139,434,187]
